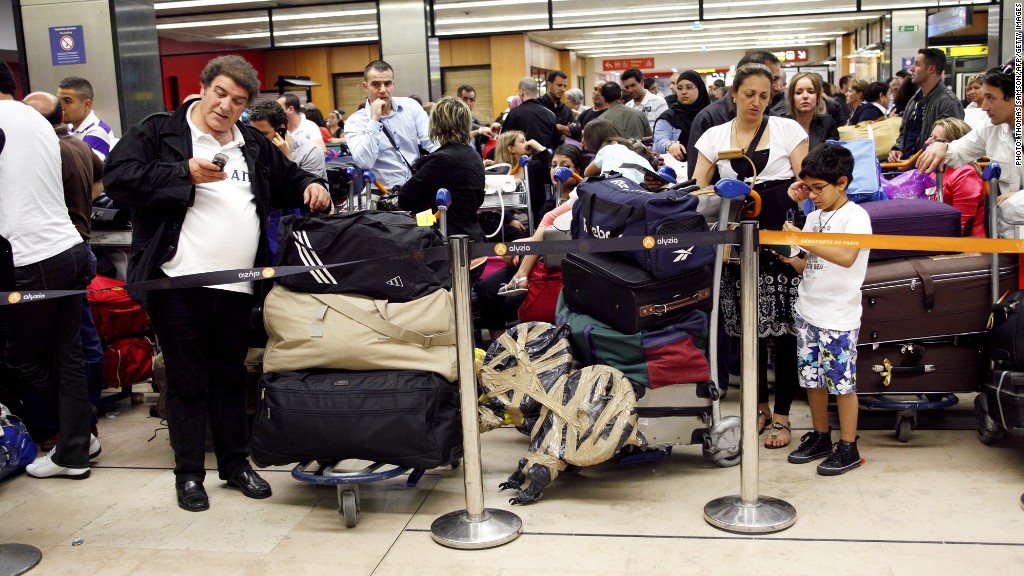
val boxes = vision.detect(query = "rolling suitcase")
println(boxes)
[251,369,462,469]
[860,253,1019,344]
[861,199,961,261]
[561,251,712,335]
[980,370,1024,430]
[856,335,986,394]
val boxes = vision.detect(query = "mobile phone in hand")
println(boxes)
[275,126,287,139]
[212,153,228,171]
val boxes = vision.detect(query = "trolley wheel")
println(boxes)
[974,393,1005,445]
[712,451,742,468]
[341,490,358,528]
[896,417,913,443]
[703,416,742,468]
[450,458,462,470]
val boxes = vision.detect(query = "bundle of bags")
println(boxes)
[251,211,462,470]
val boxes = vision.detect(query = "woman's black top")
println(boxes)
[399,142,486,242]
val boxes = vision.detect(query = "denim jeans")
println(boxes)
[81,244,104,418]
[6,243,93,467]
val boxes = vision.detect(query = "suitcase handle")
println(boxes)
[638,288,712,317]
[872,359,936,387]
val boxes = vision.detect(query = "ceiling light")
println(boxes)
[580,37,821,55]
[436,23,548,35]
[581,39,826,57]
[557,6,699,18]
[704,7,858,19]
[275,36,378,47]
[558,27,840,46]
[218,24,378,40]
[437,14,549,25]
[157,16,267,29]
[434,0,549,8]
[155,0,270,10]
[273,9,378,21]
[583,14,878,35]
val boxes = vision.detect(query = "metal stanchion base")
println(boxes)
[1020,492,1023,512]
[703,495,797,534]
[430,509,523,549]
[0,544,42,575]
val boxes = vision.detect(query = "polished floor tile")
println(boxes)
[1,386,1021,576]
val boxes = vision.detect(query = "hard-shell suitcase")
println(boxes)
[561,251,712,335]
[861,199,961,261]
[988,290,1024,369]
[980,370,1024,430]
[251,369,462,469]
[860,253,1019,344]
[856,335,985,394]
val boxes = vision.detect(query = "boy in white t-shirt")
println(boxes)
[777,142,872,475]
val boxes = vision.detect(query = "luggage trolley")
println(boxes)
[481,155,534,239]
[621,178,755,467]
[286,189,458,528]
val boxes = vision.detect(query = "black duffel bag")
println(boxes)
[990,290,1024,369]
[276,211,450,302]
[251,369,462,469]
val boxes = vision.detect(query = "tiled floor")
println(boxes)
[2,387,1023,576]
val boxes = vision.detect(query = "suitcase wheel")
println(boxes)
[974,394,1005,445]
[338,488,360,528]
[896,416,913,443]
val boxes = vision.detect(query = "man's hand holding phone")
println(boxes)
[188,154,229,185]
[271,127,292,160]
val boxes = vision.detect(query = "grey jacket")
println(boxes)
[893,82,964,155]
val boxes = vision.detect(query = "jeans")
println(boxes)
[6,243,93,467]
[146,286,253,483]
[81,245,104,417]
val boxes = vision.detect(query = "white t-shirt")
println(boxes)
[161,102,260,294]
[0,100,82,267]
[694,116,807,184]
[795,201,872,331]
[625,91,668,131]
[296,117,326,148]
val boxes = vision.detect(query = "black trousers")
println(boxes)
[147,286,253,483]
[758,335,798,417]
[6,243,92,467]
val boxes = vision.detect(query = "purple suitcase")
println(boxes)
[861,199,961,261]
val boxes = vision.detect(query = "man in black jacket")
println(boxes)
[103,55,330,512]
[502,76,560,223]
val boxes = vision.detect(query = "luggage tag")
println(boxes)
[415,209,437,227]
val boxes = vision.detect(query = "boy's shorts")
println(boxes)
[795,312,859,395]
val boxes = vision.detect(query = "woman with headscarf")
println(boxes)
[653,70,711,163]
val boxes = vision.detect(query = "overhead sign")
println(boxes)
[49,25,86,66]
[771,49,809,63]
[948,45,988,57]
[602,58,655,71]
[927,6,971,37]
[898,25,919,32]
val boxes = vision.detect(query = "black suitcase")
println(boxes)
[980,370,1024,431]
[988,290,1024,369]
[251,369,462,469]
[561,251,712,335]
[276,211,450,302]
[856,335,986,394]
[860,253,1019,344]
[862,199,961,261]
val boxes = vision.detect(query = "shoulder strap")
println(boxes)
[380,123,416,173]
[745,115,770,154]
[311,294,455,347]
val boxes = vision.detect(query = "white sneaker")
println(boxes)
[89,434,101,460]
[26,453,90,479]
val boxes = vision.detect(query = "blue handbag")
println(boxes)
[0,411,38,481]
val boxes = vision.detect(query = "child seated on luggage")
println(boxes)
[581,120,655,186]
[778,142,872,475]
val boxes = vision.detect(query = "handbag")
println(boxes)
[0,406,37,481]
[838,116,902,161]
[262,285,458,381]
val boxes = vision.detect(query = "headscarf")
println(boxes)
[656,70,711,145]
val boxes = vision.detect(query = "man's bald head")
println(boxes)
[24,91,64,127]
[517,77,538,99]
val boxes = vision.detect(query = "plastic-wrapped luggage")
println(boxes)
[478,323,644,504]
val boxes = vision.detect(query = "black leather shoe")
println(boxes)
[176,481,210,512]
[225,468,272,499]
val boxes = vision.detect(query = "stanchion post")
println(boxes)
[431,236,523,549]
[703,221,797,534]
[520,155,535,233]
[346,167,358,213]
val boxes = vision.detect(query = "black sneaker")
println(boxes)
[816,438,863,476]
[787,429,832,464]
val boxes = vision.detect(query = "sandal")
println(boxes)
[497,277,529,296]
[757,410,772,435]
[764,421,792,449]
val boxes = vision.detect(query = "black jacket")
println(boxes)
[399,143,486,242]
[502,99,561,150]
[102,100,325,307]
[785,113,840,150]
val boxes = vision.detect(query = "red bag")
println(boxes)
[88,275,151,340]
[518,260,563,324]
[104,337,154,388]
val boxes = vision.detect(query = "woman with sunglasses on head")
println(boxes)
[693,63,809,449]
[917,64,1023,239]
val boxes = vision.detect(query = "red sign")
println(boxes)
[602,58,655,71]
[773,48,809,63]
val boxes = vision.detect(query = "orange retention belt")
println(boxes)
[760,230,1024,255]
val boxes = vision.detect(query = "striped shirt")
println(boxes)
[72,110,116,160]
